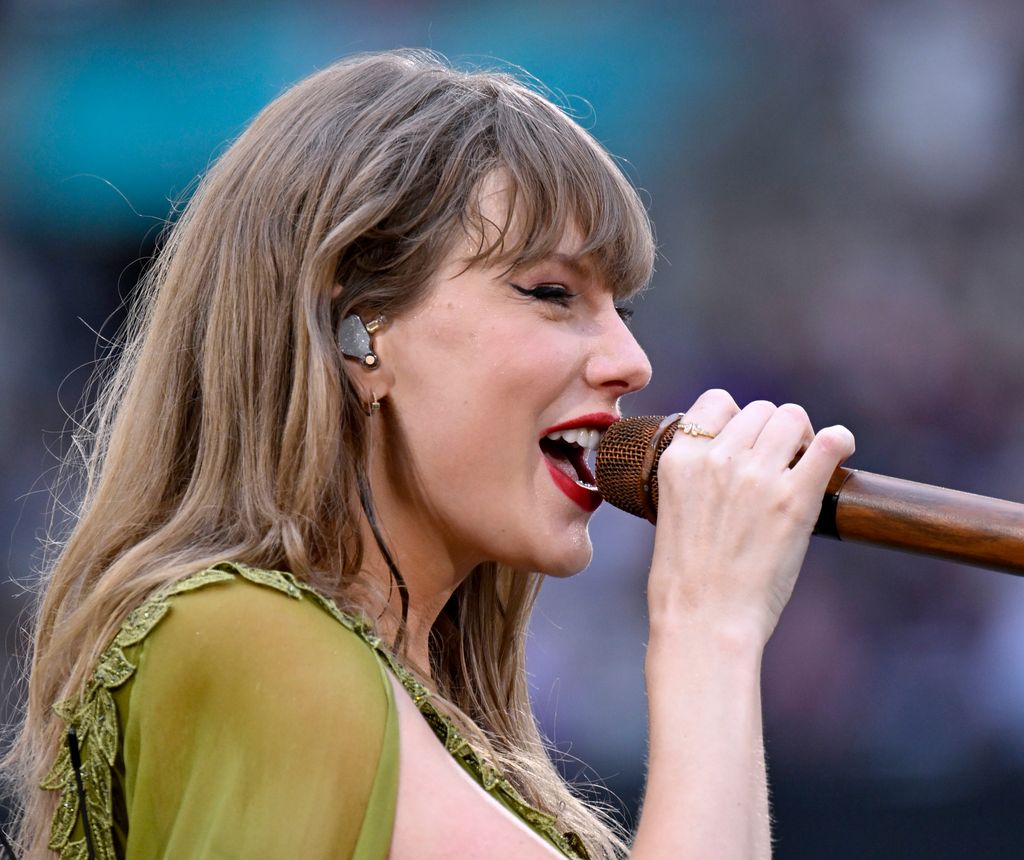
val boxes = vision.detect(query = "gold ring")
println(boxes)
[677,419,716,439]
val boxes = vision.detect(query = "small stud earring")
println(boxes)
[338,313,386,368]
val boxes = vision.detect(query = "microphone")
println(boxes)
[595,415,1024,575]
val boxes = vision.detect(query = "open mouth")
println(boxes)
[539,428,601,491]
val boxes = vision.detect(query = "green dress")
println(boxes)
[43,561,590,859]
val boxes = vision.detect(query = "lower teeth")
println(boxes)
[543,447,597,492]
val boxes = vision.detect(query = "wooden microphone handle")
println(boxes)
[815,467,1024,574]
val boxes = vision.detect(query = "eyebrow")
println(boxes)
[525,253,593,279]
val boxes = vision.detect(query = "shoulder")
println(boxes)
[113,565,400,857]
[130,562,393,719]
[47,563,399,860]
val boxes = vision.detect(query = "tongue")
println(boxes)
[541,440,597,490]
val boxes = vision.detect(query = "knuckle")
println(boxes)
[737,461,765,488]
[659,440,688,467]
[778,402,809,424]
[659,439,698,476]
[746,399,777,417]
[657,446,697,491]
[835,425,856,450]
[816,425,855,457]
[816,431,839,456]
[706,446,734,471]
[775,489,807,521]
[698,388,739,414]
[777,403,813,436]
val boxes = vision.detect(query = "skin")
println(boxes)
[635,390,854,858]
[349,184,651,674]
[347,182,856,858]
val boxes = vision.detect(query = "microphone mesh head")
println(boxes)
[596,415,673,520]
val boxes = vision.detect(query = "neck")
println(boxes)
[356,500,475,681]
[355,418,487,677]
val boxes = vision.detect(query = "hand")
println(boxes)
[646,389,855,646]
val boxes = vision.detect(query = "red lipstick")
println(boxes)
[539,412,617,513]
[540,412,619,436]
[544,459,602,512]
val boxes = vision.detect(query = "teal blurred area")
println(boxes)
[4,2,1024,857]
[0,2,732,238]
[1,6,321,236]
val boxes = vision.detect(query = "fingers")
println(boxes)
[677,397,812,467]
[676,389,740,436]
[671,393,848,481]
[790,424,856,490]
[748,403,814,469]
[649,390,855,639]
[712,400,777,453]
[648,390,857,645]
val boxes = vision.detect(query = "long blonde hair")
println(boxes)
[5,50,655,858]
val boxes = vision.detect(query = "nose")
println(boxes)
[585,309,652,395]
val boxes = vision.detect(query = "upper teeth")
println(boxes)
[545,428,603,450]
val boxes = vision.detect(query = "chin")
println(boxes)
[488,522,593,576]
[536,533,594,578]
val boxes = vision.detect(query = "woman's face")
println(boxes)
[368,196,652,579]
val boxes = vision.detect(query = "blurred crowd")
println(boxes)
[2,1,1024,856]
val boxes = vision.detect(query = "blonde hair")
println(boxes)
[4,49,655,858]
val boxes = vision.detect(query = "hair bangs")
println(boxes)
[460,84,655,301]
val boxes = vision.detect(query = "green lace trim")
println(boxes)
[42,565,235,860]
[43,561,589,860]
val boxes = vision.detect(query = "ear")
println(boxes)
[338,312,396,406]
[347,353,396,407]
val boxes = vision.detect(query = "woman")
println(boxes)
[5,50,854,858]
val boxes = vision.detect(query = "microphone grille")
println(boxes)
[596,415,673,520]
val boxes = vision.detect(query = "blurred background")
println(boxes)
[2,0,1024,856]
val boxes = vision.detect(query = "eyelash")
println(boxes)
[511,284,634,324]
[512,283,575,306]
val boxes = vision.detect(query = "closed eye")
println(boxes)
[511,281,635,328]
[510,283,576,307]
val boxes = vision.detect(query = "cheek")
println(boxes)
[391,305,584,492]
[404,315,571,412]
